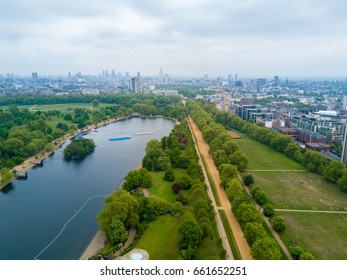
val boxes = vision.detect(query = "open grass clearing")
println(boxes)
[148,169,190,204]
[250,171,347,211]
[235,136,303,170]
[279,211,347,260]
[137,215,181,260]
[228,130,241,139]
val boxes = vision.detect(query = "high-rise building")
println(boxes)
[131,77,140,93]
[32,72,38,81]
[256,78,266,92]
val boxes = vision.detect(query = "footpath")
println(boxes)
[187,116,252,260]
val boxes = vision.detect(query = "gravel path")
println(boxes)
[188,117,252,260]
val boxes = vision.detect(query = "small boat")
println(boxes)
[74,134,84,139]
[135,132,155,135]
[108,136,132,141]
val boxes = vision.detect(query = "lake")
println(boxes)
[0,117,175,260]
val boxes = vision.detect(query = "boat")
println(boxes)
[135,132,155,135]
[74,133,84,139]
[108,136,132,141]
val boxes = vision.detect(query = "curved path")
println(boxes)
[187,117,252,260]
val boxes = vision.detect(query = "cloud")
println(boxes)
[0,0,346,76]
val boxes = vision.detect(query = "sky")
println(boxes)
[0,0,347,78]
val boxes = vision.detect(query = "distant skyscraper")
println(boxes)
[235,73,238,83]
[111,69,116,78]
[131,77,140,93]
[159,67,163,82]
[68,72,72,79]
[204,74,208,81]
[256,78,266,92]
[32,72,38,81]
[164,73,169,84]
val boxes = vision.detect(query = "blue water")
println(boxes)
[0,117,174,260]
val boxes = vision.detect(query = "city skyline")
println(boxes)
[1,0,347,77]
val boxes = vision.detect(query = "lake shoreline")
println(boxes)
[0,116,131,190]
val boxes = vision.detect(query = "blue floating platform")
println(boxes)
[108,136,132,141]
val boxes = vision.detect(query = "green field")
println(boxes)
[148,169,189,203]
[137,215,181,260]
[235,136,303,170]
[236,133,347,259]
[251,171,347,211]
[279,212,347,260]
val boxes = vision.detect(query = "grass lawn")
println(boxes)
[279,211,347,260]
[250,171,347,211]
[148,169,189,203]
[137,215,181,260]
[235,136,303,170]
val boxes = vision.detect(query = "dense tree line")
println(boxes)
[0,94,188,187]
[187,100,285,260]
[195,99,347,193]
[186,100,249,172]
[0,93,188,121]
[63,138,95,160]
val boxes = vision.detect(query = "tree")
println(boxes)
[164,167,175,182]
[225,178,243,202]
[251,237,281,260]
[92,99,99,107]
[263,204,275,217]
[229,151,249,171]
[157,155,171,171]
[235,202,262,228]
[323,160,345,183]
[171,183,181,194]
[63,138,95,160]
[242,174,254,186]
[145,139,163,159]
[170,201,184,216]
[300,252,315,260]
[142,155,153,171]
[254,189,267,205]
[290,246,305,260]
[150,196,169,215]
[97,190,139,230]
[142,173,153,188]
[176,174,192,190]
[271,216,287,232]
[123,170,142,191]
[107,219,128,246]
[219,164,238,188]
[244,223,267,245]
[178,219,203,249]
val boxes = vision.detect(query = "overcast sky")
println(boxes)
[1,0,347,78]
